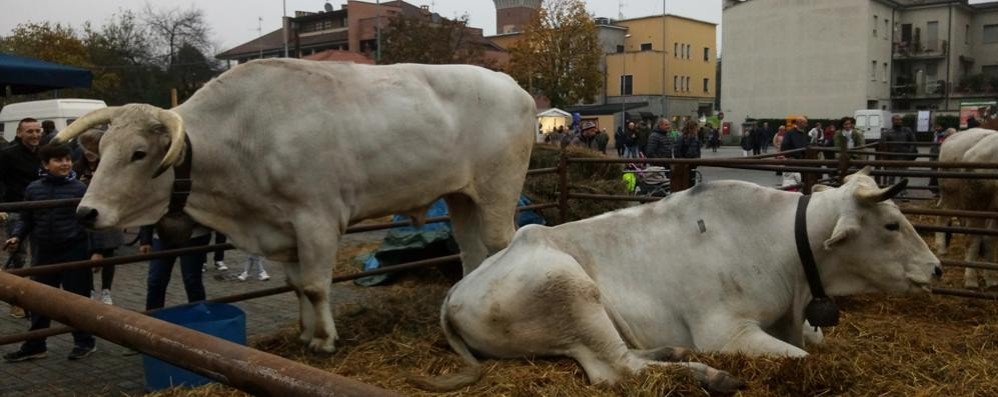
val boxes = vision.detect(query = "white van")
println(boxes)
[853,110,892,141]
[0,99,107,142]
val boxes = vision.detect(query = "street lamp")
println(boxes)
[621,34,631,133]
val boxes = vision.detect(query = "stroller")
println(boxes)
[624,164,672,197]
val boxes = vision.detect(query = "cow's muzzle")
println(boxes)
[76,206,99,229]
[933,265,944,280]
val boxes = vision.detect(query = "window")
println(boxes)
[620,75,633,95]
[674,42,678,57]
[704,47,709,61]
[703,78,710,92]
[686,76,691,92]
[640,43,652,51]
[686,44,691,59]
[872,60,877,81]
[985,24,998,44]
[674,75,678,91]
[616,44,624,53]
[983,65,998,80]
[873,15,878,37]
[884,19,889,40]
[883,62,888,82]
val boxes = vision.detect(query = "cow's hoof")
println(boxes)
[706,370,746,394]
[307,339,337,354]
[298,332,312,345]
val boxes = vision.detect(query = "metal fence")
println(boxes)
[2,140,996,395]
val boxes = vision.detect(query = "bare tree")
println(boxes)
[143,4,212,68]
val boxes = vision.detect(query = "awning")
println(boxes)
[0,53,93,96]
[563,101,649,116]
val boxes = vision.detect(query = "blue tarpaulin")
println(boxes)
[0,53,93,95]
[355,195,545,286]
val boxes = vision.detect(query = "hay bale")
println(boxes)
[525,144,629,224]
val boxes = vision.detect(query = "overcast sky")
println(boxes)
[0,0,722,54]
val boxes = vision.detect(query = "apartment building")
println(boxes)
[721,0,998,134]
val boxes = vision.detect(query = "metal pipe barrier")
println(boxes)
[1,254,461,346]
[0,271,403,397]
[901,208,998,220]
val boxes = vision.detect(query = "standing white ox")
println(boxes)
[935,128,998,287]
[53,59,536,353]
[415,169,940,392]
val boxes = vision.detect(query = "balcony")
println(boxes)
[891,80,946,98]
[893,40,948,60]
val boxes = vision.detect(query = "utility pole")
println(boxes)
[376,0,381,63]
[258,17,264,60]
[283,0,289,57]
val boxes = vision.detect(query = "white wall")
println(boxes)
[721,0,871,134]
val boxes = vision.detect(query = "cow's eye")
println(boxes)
[885,222,900,232]
[131,150,147,162]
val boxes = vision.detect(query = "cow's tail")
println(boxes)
[406,292,483,391]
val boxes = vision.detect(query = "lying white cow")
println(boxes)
[415,169,940,392]
[935,128,998,287]
[54,59,536,353]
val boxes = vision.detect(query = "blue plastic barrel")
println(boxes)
[143,302,247,391]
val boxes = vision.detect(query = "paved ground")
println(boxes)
[0,231,384,397]
[0,145,934,396]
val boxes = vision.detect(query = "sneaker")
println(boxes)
[100,289,113,305]
[9,306,25,319]
[67,345,96,360]
[214,261,229,271]
[258,271,270,281]
[236,271,248,281]
[3,348,47,363]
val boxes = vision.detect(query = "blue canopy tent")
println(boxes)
[0,53,93,96]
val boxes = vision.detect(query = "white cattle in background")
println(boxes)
[53,59,536,353]
[935,128,998,288]
[413,169,940,392]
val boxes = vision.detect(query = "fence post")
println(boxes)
[837,144,851,184]
[802,146,819,194]
[669,161,691,193]
[558,150,569,224]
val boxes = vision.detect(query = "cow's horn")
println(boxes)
[856,166,873,176]
[855,179,909,203]
[52,107,121,144]
[154,109,186,178]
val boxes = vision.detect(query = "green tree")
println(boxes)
[0,22,108,99]
[381,13,492,67]
[83,10,170,106]
[506,0,602,108]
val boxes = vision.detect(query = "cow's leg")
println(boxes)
[294,223,341,353]
[982,220,998,288]
[935,215,951,255]
[444,194,489,275]
[529,270,741,392]
[964,218,986,288]
[703,321,809,357]
[284,262,315,344]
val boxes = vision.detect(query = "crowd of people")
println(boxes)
[0,117,268,364]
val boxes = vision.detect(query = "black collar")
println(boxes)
[167,135,193,215]
[795,194,839,327]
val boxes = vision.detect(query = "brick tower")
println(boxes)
[494,0,542,34]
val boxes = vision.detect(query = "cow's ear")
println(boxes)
[824,216,860,249]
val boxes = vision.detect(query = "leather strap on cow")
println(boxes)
[168,135,193,214]
[795,194,840,328]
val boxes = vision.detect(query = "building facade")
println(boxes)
[494,0,542,34]
[721,0,998,135]
[603,15,718,127]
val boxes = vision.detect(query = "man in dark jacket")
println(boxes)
[3,143,96,362]
[748,123,763,155]
[0,118,43,319]
[780,117,810,159]
[882,114,917,185]
[645,118,676,158]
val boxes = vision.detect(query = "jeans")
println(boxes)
[23,238,94,352]
[212,232,227,262]
[145,234,211,310]
[94,248,116,290]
